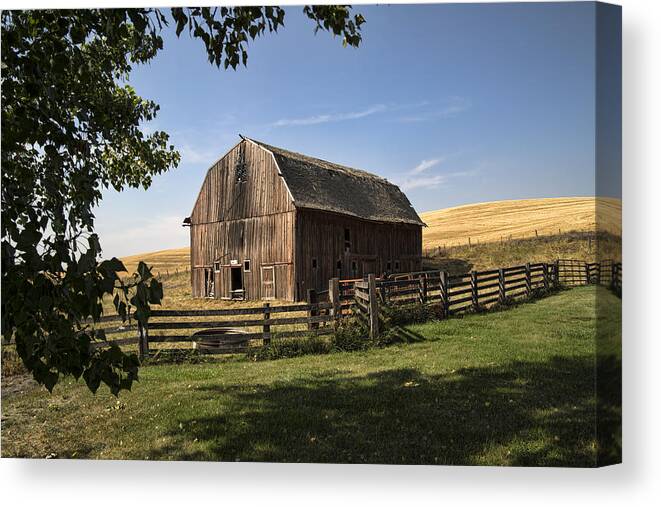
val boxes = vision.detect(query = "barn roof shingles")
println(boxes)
[247,138,425,226]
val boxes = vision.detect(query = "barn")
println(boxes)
[185,137,425,301]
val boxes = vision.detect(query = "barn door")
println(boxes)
[230,266,244,300]
[203,268,214,298]
[261,266,275,300]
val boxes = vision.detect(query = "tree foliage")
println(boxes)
[1,7,364,394]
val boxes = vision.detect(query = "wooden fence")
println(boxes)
[92,284,352,358]
[90,259,620,355]
[352,259,621,339]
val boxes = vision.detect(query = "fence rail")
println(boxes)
[87,258,620,354]
[352,259,620,339]
[92,281,353,357]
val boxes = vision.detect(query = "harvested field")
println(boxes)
[420,197,621,248]
[120,247,190,275]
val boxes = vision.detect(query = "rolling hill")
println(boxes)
[119,197,621,273]
[420,197,621,248]
[120,247,190,275]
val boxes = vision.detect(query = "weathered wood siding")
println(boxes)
[295,209,422,298]
[190,140,296,300]
[190,140,293,224]
[190,139,423,302]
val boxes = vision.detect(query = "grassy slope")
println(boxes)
[423,231,621,275]
[2,286,620,466]
[420,197,622,248]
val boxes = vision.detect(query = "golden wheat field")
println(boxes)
[120,246,190,275]
[420,197,621,248]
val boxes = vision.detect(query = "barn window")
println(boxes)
[243,259,251,272]
[214,262,220,272]
[351,260,358,277]
[344,228,351,252]
[235,143,247,184]
[312,258,318,269]
[386,261,392,271]
[394,260,400,271]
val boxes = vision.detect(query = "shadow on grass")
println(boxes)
[386,326,427,344]
[147,354,621,467]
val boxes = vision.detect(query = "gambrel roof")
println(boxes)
[245,137,425,226]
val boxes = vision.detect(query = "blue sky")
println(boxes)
[95,2,601,258]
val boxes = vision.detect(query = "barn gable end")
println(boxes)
[190,140,294,225]
[189,140,296,300]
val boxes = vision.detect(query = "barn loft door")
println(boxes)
[261,265,275,300]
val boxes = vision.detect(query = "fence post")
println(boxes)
[138,321,149,360]
[262,302,271,346]
[440,271,450,318]
[554,260,560,287]
[471,270,479,311]
[611,263,617,292]
[498,268,506,304]
[329,278,340,329]
[525,263,532,297]
[542,262,549,290]
[379,284,387,304]
[419,277,427,304]
[307,289,319,332]
[367,273,379,340]
[584,262,590,285]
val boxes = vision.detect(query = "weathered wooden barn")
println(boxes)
[185,137,425,301]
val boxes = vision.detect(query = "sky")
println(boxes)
[95,2,603,258]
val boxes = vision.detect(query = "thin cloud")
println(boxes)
[272,104,387,127]
[179,144,217,165]
[398,97,472,123]
[399,174,447,191]
[395,153,476,191]
[398,170,476,191]
[411,157,445,174]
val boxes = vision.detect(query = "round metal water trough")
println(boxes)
[192,328,249,354]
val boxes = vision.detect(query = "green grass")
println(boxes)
[1,286,621,466]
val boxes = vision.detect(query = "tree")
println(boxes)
[1,7,365,395]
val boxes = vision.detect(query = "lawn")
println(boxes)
[1,285,621,466]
